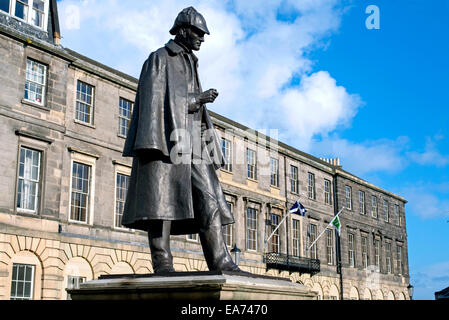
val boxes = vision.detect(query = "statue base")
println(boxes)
[67,271,317,300]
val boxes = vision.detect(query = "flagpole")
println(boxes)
[307,207,344,251]
[265,210,290,245]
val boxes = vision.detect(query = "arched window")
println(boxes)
[9,251,42,300]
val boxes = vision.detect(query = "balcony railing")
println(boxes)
[264,252,320,275]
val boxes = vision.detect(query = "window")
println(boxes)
[17,147,41,213]
[361,235,368,269]
[292,219,301,257]
[326,229,334,265]
[385,242,392,273]
[246,207,257,251]
[10,264,34,300]
[3,0,48,29]
[115,173,129,228]
[358,191,365,215]
[308,172,315,200]
[66,276,85,300]
[348,233,355,267]
[345,186,352,210]
[267,213,280,253]
[75,80,95,125]
[383,199,389,222]
[222,201,233,247]
[118,98,133,138]
[24,58,47,105]
[270,158,279,187]
[324,179,331,205]
[374,239,380,271]
[290,165,298,194]
[246,148,257,180]
[70,162,91,223]
[187,233,198,242]
[394,204,400,226]
[308,223,318,259]
[371,195,378,218]
[0,0,10,13]
[396,245,403,275]
[221,138,232,172]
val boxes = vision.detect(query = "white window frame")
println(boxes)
[114,164,131,229]
[324,179,331,205]
[68,152,96,225]
[394,204,400,226]
[16,146,41,214]
[361,235,368,269]
[118,97,133,138]
[290,165,298,194]
[246,207,258,251]
[308,172,316,200]
[396,245,403,275]
[326,229,334,265]
[308,223,318,259]
[374,239,380,272]
[246,148,257,180]
[359,191,365,215]
[24,58,47,106]
[270,157,279,187]
[292,218,301,257]
[385,242,392,274]
[345,186,352,210]
[186,233,199,242]
[10,263,35,300]
[348,233,355,267]
[267,213,281,253]
[4,0,49,30]
[371,195,378,218]
[75,80,95,125]
[383,199,389,222]
[221,138,232,172]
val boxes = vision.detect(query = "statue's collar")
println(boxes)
[165,39,198,62]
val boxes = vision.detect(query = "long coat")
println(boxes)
[121,40,233,234]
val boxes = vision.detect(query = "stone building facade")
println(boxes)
[0,1,410,300]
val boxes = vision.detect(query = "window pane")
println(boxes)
[33,0,45,11]
[115,173,129,228]
[0,0,10,13]
[15,1,28,20]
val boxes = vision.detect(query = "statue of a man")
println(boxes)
[121,7,240,274]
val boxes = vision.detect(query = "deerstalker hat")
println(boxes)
[169,7,210,35]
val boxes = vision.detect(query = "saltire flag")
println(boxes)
[331,215,341,236]
[289,200,307,217]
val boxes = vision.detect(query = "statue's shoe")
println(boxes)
[153,263,175,274]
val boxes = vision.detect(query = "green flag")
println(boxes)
[331,215,341,236]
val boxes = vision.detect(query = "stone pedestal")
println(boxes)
[67,271,317,300]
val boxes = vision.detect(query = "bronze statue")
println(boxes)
[121,7,240,273]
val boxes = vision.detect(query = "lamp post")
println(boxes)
[407,284,414,300]
[230,244,241,266]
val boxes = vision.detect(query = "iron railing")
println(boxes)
[264,252,320,275]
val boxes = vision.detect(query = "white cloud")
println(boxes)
[411,261,449,300]
[280,71,362,150]
[401,182,449,220]
[307,135,409,177]
[58,0,361,149]
[407,136,449,167]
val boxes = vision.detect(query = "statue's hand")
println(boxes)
[197,89,219,104]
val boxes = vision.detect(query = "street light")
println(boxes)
[407,284,414,300]
[230,244,241,266]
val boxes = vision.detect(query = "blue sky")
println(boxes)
[57,0,449,299]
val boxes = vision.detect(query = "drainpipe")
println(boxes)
[333,171,344,300]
